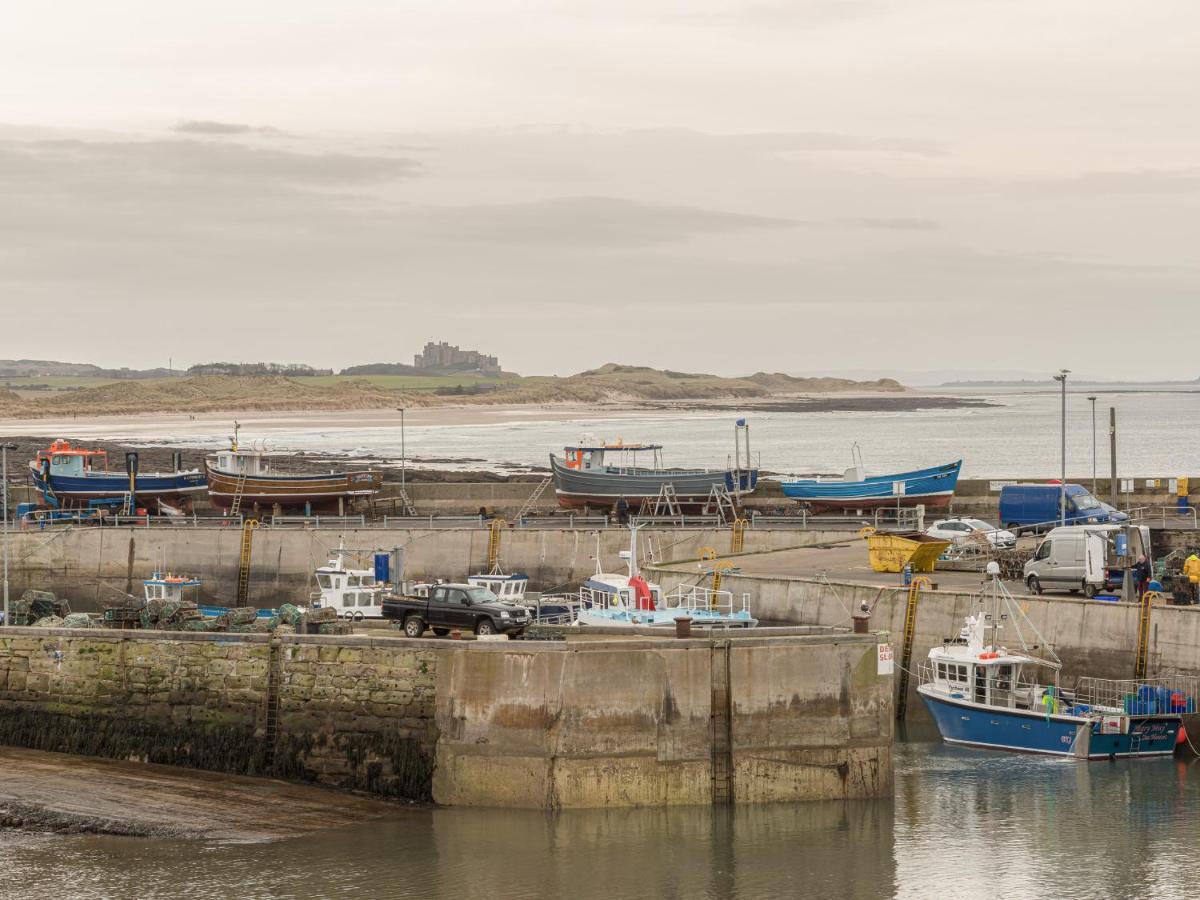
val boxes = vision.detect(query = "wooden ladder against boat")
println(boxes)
[710,639,734,806]
[396,486,418,517]
[236,519,259,606]
[514,475,553,521]
[895,577,929,721]
[229,472,250,516]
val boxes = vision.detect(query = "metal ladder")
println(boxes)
[395,486,418,517]
[895,577,928,721]
[263,639,282,770]
[486,518,506,571]
[641,483,682,518]
[710,640,734,805]
[730,517,748,554]
[514,475,553,521]
[1134,590,1154,680]
[236,519,258,605]
[229,472,249,516]
[702,485,738,525]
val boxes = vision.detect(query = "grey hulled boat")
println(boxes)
[549,421,758,510]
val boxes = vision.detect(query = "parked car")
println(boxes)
[1022,524,1151,596]
[382,582,532,637]
[925,517,1016,549]
[998,483,1126,532]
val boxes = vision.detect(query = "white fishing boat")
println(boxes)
[312,543,389,620]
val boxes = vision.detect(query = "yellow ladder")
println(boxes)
[236,518,258,605]
[730,517,748,554]
[709,560,736,592]
[895,577,930,721]
[486,518,506,572]
[1134,590,1161,680]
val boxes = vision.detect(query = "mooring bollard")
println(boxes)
[852,603,871,634]
[674,616,692,639]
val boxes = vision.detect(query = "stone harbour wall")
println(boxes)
[0,627,891,809]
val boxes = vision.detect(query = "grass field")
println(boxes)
[292,374,525,393]
[1,376,130,391]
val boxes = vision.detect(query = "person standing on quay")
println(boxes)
[1183,553,1200,604]
[615,496,629,525]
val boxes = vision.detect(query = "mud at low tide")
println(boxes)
[0,747,402,841]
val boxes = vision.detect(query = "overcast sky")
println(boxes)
[3,1,1198,378]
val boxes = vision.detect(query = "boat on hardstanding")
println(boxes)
[29,440,207,510]
[919,563,1191,759]
[311,543,390,620]
[781,458,962,511]
[206,423,383,513]
[549,420,757,510]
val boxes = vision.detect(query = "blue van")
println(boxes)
[999,483,1129,531]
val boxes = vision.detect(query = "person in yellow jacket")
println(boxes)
[1184,554,1200,605]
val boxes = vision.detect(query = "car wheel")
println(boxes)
[432,627,450,637]
[1084,583,1097,599]
[475,617,497,636]
[1026,576,1042,595]
[403,615,425,638]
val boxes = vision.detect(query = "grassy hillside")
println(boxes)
[0,364,906,419]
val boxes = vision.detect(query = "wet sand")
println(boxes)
[0,747,401,841]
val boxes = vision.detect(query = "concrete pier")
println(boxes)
[0,626,892,809]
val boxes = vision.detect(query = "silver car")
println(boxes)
[926,517,1017,549]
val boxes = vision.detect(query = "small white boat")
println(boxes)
[312,543,388,620]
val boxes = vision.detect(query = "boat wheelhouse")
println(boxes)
[312,544,387,620]
[206,423,383,513]
[30,440,207,510]
[919,566,1188,759]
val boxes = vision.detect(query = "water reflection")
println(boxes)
[2,732,1200,899]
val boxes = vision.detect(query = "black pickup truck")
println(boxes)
[382,583,533,637]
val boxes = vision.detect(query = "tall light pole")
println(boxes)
[2,443,15,626]
[1087,395,1097,495]
[1053,370,1070,526]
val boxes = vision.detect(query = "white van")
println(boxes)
[1023,525,1151,597]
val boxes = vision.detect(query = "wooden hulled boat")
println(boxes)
[206,426,382,513]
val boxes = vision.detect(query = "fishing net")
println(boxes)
[276,603,302,627]
[61,613,94,629]
[317,622,353,636]
[32,616,64,628]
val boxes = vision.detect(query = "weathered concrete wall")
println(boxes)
[6,525,846,610]
[649,567,1200,718]
[0,627,892,809]
[433,633,892,809]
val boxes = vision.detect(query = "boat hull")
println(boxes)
[550,454,757,509]
[782,460,962,511]
[30,466,207,505]
[920,687,1181,758]
[205,464,383,511]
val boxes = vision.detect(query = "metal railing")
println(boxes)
[269,515,367,528]
[1075,675,1200,712]
[749,507,922,531]
[1124,506,1198,529]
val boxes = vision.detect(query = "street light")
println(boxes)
[1053,370,1070,526]
[2,443,16,627]
[1087,395,1097,495]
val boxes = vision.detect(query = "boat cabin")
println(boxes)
[211,448,272,477]
[35,440,109,476]
[313,547,384,619]
[562,441,664,471]
[923,614,1055,711]
[467,572,530,602]
[143,571,201,604]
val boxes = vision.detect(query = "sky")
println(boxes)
[2,1,1199,379]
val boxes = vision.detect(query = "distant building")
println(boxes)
[413,342,502,374]
[187,362,333,377]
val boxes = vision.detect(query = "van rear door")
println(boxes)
[1084,532,1106,586]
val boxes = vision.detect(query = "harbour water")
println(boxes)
[4,729,1199,899]
[12,386,1200,479]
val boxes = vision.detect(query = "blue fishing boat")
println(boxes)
[781,459,962,511]
[30,440,207,510]
[919,565,1189,759]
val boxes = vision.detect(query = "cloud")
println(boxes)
[172,120,284,136]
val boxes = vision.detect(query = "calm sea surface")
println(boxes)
[3,729,1198,899]
[43,385,1200,479]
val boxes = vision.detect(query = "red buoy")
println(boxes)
[1177,724,1188,746]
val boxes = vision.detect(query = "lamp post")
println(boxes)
[1053,370,1070,526]
[2,443,15,626]
[1087,396,1097,495]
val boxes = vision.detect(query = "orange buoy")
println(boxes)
[1177,724,1188,746]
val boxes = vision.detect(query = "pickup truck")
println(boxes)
[382,582,533,638]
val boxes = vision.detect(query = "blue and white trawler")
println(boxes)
[919,563,1190,759]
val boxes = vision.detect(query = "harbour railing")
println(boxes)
[749,507,922,531]
[1074,675,1200,712]
[1124,506,1198,529]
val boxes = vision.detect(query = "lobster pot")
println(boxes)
[866,532,952,574]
